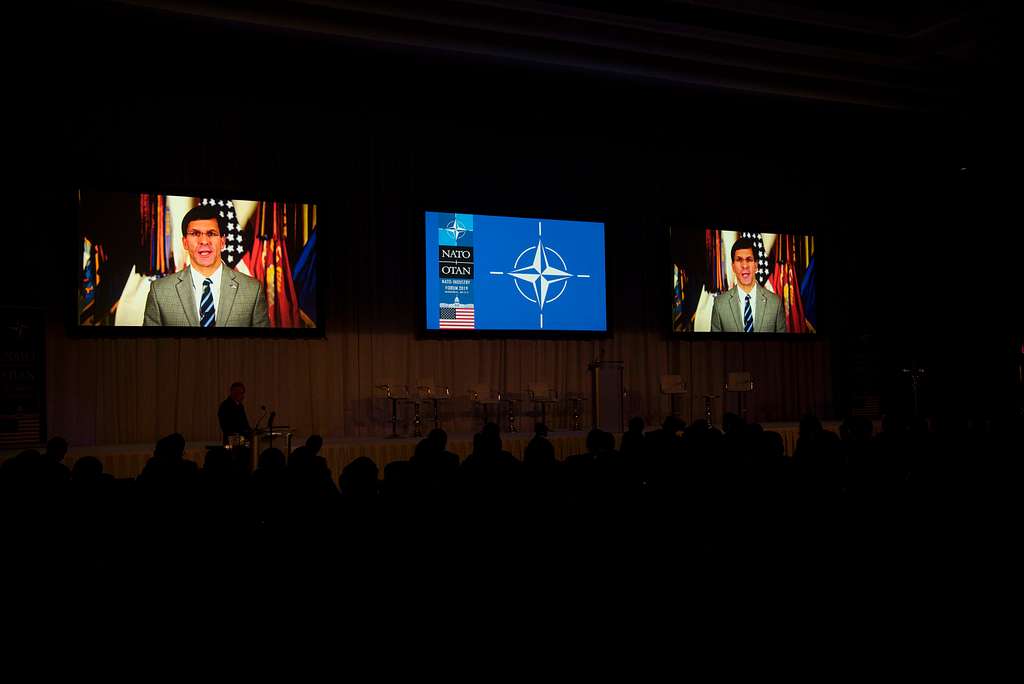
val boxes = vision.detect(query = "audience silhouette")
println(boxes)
[3,409,1016,594]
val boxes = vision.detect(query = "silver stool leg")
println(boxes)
[390,398,400,438]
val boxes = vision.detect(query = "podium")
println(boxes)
[587,361,624,433]
[252,426,293,458]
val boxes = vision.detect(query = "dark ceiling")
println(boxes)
[108,0,1007,111]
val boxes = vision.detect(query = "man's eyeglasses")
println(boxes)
[186,230,222,240]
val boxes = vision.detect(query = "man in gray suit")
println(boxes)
[144,204,269,327]
[710,237,787,333]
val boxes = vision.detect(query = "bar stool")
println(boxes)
[564,391,586,431]
[659,374,688,419]
[416,378,451,430]
[377,383,419,438]
[527,382,559,430]
[469,384,502,429]
[724,371,754,421]
[701,394,720,428]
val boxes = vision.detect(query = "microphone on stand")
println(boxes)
[254,405,268,430]
[263,410,278,450]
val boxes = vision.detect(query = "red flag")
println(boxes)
[242,202,300,327]
[767,234,808,333]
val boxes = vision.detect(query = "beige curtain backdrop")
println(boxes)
[46,329,831,446]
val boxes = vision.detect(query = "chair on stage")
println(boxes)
[527,382,559,430]
[469,384,503,429]
[659,374,688,419]
[376,382,422,438]
[416,378,451,431]
[724,371,755,422]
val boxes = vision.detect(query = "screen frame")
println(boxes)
[69,185,327,339]
[416,205,612,339]
[666,222,824,340]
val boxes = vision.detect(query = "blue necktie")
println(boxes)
[200,277,216,327]
[743,293,753,333]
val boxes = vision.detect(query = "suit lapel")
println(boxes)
[219,268,239,325]
[729,288,743,331]
[175,268,200,326]
[754,284,768,332]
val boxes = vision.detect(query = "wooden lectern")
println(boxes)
[252,426,293,459]
[587,361,624,433]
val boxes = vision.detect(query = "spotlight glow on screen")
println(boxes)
[424,212,607,332]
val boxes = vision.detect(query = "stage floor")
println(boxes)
[2,421,846,480]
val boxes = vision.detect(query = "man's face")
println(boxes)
[231,385,245,403]
[182,218,224,272]
[732,248,756,289]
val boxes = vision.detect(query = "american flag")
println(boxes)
[440,305,475,329]
[0,413,43,449]
[201,198,245,266]
[739,231,770,286]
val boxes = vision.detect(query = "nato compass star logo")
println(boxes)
[489,221,591,329]
[445,218,468,242]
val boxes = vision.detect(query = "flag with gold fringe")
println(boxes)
[140,194,174,274]
[767,233,810,333]
[243,202,301,328]
[292,226,318,327]
[80,237,104,325]
[672,263,686,331]
[705,229,728,294]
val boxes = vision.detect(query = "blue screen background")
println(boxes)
[425,212,607,331]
